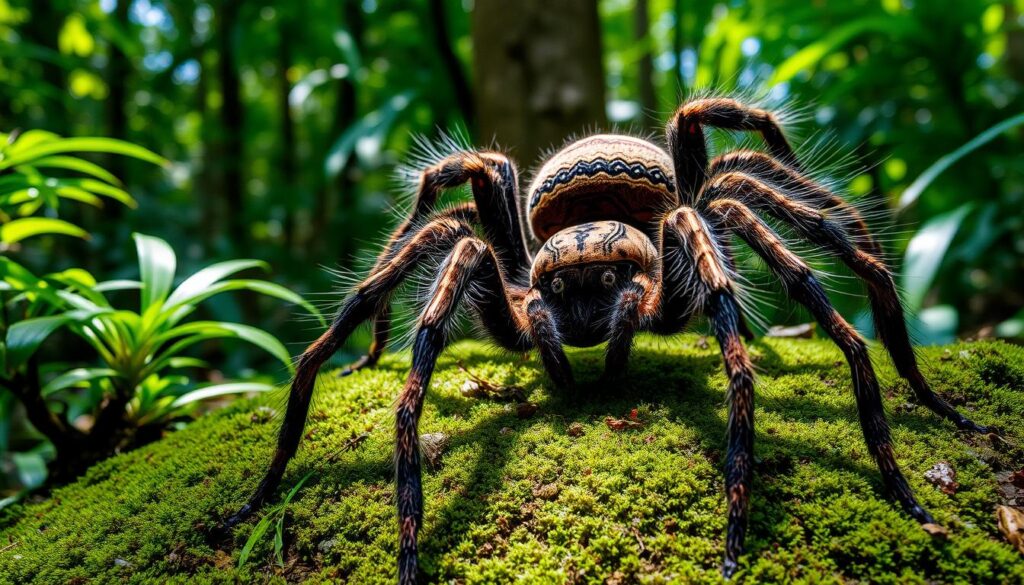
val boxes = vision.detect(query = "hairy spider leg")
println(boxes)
[660,207,757,578]
[225,217,476,529]
[703,170,994,434]
[523,288,575,388]
[602,281,647,378]
[601,257,663,379]
[707,198,934,523]
[394,237,517,584]
[666,98,799,203]
[717,236,756,341]
[343,151,530,375]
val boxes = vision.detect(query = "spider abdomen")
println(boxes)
[527,134,677,240]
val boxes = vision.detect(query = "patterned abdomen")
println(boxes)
[527,134,677,240]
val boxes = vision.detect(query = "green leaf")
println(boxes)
[0,217,89,243]
[5,315,75,370]
[41,367,118,396]
[26,155,122,185]
[165,259,268,308]
[94,279,142,293]
[165,357,208,370]
[899,112,1024,209]
[325,91,415,177]
[901,204,974,312]
[158,321,293,373]
[134,233,177,311]
[169,382,274,409]
[0,137,166,170]
[237,509,277,568]
[66,178,137,208]
[995,309,1024,338]
[167,279,325,327]
[770,17,913,85]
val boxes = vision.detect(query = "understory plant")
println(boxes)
[2,234,323,484]
[0,130,322,491]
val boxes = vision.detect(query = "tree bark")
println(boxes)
[472,0,606,168]
[217,0,246,247]
[21,1,66,132]
[429,0,475,133]
[278,14,298,252]
[312,1,362,261]
[635,0,656,126]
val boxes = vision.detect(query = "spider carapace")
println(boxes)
[224,98,996,583]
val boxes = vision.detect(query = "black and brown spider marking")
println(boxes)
[224,98,997,582]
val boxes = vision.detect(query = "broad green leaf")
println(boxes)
[169,382,274,409]
[165,259,268,308]
[95,279,142,293]
[0,137,166,170]
[67,178,136,208]
[167,279,325,327]
[0,217,88,243]
[6,130,60,154]
[166,357,208,370]
[26,155,122,185]
[42,367,118,396]
[5,314,75,370]
[899,112,1024,209]
[54,186,103,207]
[159,321,293,373]
[12,451,47,490]
[134,233,176,311]
[901,204,974,312]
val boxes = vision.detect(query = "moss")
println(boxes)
[1,335,1023,584]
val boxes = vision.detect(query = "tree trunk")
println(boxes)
[429,0,475,133]
[673,0,686,93]
[278,14,298,252]
[217,0,246,247]
[472,0,606,169]
[635,0,657,126]
[22,1,66,132]
[312,1,362,262]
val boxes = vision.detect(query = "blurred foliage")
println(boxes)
[0,132,319,494]
[0,0,1022,484]
[3,0,1022,343]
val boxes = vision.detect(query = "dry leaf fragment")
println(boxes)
[765,322,816,338]
[457,361,526,401]
[605,416,643,431]
[532,483,559,500]
[997,505,1024,554]
[921,523,949,538]
[924,461,959,495]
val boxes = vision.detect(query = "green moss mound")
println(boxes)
[1,335,1023,584]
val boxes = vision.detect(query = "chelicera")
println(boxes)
[225,97,995,582]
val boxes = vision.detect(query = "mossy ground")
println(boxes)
[1,335,1023,584]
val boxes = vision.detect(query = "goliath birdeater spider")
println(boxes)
[225,97,996,582]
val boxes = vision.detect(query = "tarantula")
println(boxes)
[225,98,994,582]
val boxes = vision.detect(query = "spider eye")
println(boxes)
[601,270,617,288]
[550,277,565,294]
